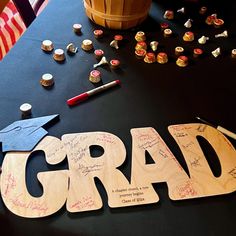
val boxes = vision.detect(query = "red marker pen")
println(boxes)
[67,80,121,106]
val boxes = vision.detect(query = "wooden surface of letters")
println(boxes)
[1,124,236,218]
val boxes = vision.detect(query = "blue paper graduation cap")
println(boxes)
[0,114,59,152]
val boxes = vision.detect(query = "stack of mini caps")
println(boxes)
[144,52,156,63]
[135,41,147,51]
[193,48,203,58]
[135,31,146,42]
[163,10,174,20]
[164,28,173,37]
[231,49,236,58]
[134,31,147,60]
[110,59,120,69]
[20,103,32,117]
[175,46,184,56]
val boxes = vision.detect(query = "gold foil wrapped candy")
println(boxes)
[157,52,168,64]
[176,55,189,67]
[144,52,156,63]
[41,40,54,52]
[135,49,147,59]
[53,49,66,61]
[81,39,93,51]
[135,41,147,51]
[40,73,54,87]
[183,31,194,42]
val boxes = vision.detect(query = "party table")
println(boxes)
[0,0,236,235]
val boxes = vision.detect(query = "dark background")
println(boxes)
[0,0,236,235]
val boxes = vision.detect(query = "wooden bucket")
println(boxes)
[83,0,152,30]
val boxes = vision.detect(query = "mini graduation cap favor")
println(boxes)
[0,114,59,152]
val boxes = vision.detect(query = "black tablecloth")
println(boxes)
[0,0,236,235]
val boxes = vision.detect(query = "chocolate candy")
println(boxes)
[163,10,174,20]
[144,52,156,63]
[135,41,147,51]
[110,40,119,49]
[81,39,93,51]
[53,49,66,61]
[89,70,101,83]
[135,31,146,42]
[94,29,104,39]
[177,7,185,14]
[40,73,54,87]
[93,56,108,68]
[183,31,194,41]
[41,40,54,52]
[198,35,209,44]
[215,30,228,38]
[157,52,168,64]
[184,19,192,28]
[73,23,82,34]
[135,49,147,59]
[211,47,221,58]
[175,46,184,56]
[176,56,188,67]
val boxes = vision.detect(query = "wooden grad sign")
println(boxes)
[1,124,236,218]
